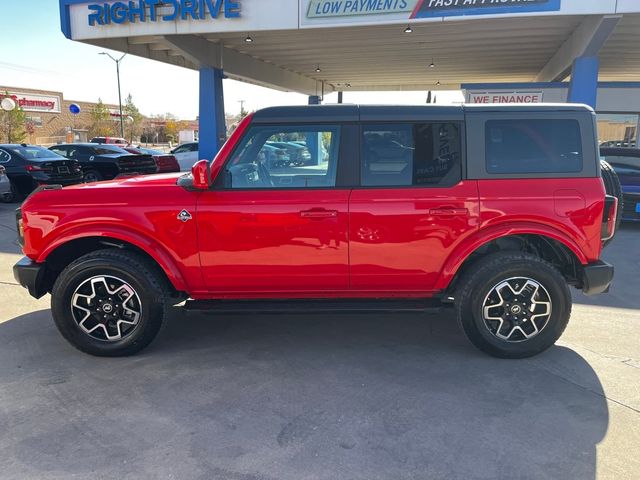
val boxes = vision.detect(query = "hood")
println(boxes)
[22,172,186,211]
[65,172,184,190]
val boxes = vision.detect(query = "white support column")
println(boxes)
[163,35,322,96]
[536,15,622,82]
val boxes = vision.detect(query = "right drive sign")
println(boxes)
[412,0,562,18]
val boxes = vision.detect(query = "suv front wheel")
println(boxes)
[51,249,169,356]
[455,252,571,359]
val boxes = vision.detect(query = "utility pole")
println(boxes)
[238,100,247,117]
[99,52,127,138]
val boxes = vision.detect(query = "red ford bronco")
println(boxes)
[13,104,619,358]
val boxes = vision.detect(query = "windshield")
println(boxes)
[140,148,162,155]
[9,145,65,160]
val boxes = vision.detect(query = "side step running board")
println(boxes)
[183,299,446,314]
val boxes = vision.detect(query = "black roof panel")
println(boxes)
[253,105,359,124]
[252,103,592,124]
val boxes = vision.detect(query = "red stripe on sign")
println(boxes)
[411,0,425,18]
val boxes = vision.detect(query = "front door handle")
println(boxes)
[300,209,339,219]
[429,207,469,216]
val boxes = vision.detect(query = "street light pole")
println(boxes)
[99,52,127,138]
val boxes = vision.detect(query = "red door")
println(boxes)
[349,120,479,295]
[197,189,350,296]
[349,183,480,294]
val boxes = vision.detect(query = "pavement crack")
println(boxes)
[0,281,20,287]
[0,223,17,233]
[535,362,640,415]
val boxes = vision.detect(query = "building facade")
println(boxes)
[0,86,119,144]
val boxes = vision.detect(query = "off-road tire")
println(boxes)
[600,159,623,247]
[51,249,169,356]
[455,252,572,359]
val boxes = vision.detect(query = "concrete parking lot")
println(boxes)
[0,201,638,480]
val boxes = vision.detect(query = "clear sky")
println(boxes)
[0,0,463,120]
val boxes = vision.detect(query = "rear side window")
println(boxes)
[8,146,63,160]
[361,123,462,187]
[93,146,126,155]
[485,119,583,174]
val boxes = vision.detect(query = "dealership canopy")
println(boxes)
[60,0,640,159]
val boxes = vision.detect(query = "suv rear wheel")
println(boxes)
[455,252,571,359]
[51,249,169,356]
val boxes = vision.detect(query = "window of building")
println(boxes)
[597,114,638,148]
[361,123,462,187]
[485,119,583,174]
[25,116,43,127]
[224,125,340,189]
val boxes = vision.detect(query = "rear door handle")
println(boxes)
[429,207,469,216]
[300,209,339,219]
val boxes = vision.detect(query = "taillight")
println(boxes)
[601,195,618,242]
[155,155,180,173]
[26,165,43,172]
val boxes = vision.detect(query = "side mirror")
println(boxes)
[191,160,211,190]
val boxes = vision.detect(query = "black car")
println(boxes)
[50,143,157,182]
[0,144,83,201]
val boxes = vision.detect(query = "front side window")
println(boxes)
[50,147,67,157]
[173,144,195,154]
[486,119,583,174]
[224,125,340,189]
[361,123,462,187]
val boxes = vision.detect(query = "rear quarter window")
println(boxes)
[485,119,583,174]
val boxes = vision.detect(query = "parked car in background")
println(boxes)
[0,165,11,202]
[259,144,290,169]
[123,146,180,173]
[266,141,311,166]
[0,144,83,201]
[170,142,199,171]
[290,140,330,162]
[600,140,637,148]
[90,137,128,146]
[600,147,640,221]
[50,144,157,182]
